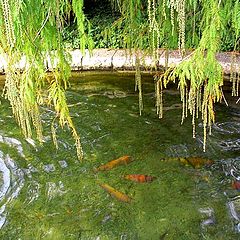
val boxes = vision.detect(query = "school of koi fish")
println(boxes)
[95,155,216,203]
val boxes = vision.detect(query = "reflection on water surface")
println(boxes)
[0,72,239,239]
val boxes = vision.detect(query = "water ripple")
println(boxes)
[212,122,240,135]
[164,144,189,157]
[46,181,67,201]
[221,157,240,180]
[0,152,24,228]
[25,181,40,205]
[218,139,240,152]
[0,136,24,157]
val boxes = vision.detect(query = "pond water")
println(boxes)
[0,72,239,239]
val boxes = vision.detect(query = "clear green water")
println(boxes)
[0,72,239,239]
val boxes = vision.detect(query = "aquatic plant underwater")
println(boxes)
[0,73,239,239]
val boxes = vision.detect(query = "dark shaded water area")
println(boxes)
[0,72,239,239]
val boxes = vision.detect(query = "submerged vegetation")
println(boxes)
[0,0,239,156]
[0,72,239,239]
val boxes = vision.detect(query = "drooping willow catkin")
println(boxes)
[155,50,223,152]
[237,69,240,96]
[170,0,175,34]
[0,0,84,160]
[230,53,239,97]
[188,87,196,138]
[147,0,160,55]
[4,68,33,139]
[135,56,143,115]
[179,82,188,124]
[155,74,163,118]
[0,0,15,48]
[177,0,185,53]
[169,0,186,52]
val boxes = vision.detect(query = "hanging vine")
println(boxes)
[0,0,239,158]
[230,0,240,97]
[0,0,89,160]
[155,0,224,151]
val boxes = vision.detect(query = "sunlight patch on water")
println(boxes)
[0,152,24,228]
[219,157,240,233]
[43,164,56,173]
[227,195,240,233]
[46,181,67,201]
[199,207,216,228]
[58,160,68,168]
[0,154,10,201]
[24,180,40,205]
[0,136,24,157]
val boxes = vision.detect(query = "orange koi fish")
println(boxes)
[99,183,132,203]
[124,174,156,183]
[179,157,214,168]
[232,180,240,191]
[95,155,132,171]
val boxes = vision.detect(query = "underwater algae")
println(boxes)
[0,73,239,239]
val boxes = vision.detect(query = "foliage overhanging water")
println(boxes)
[0,72,239,239]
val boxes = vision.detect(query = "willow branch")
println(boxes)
[33,8,51,42]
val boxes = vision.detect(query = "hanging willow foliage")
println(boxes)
[110,0,239,151]
[155,0,224,151]
[0,0,239,157]
[230,0,240,97]
[0,0,94,160]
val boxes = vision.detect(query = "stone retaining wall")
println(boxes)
[0,49,239,74]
